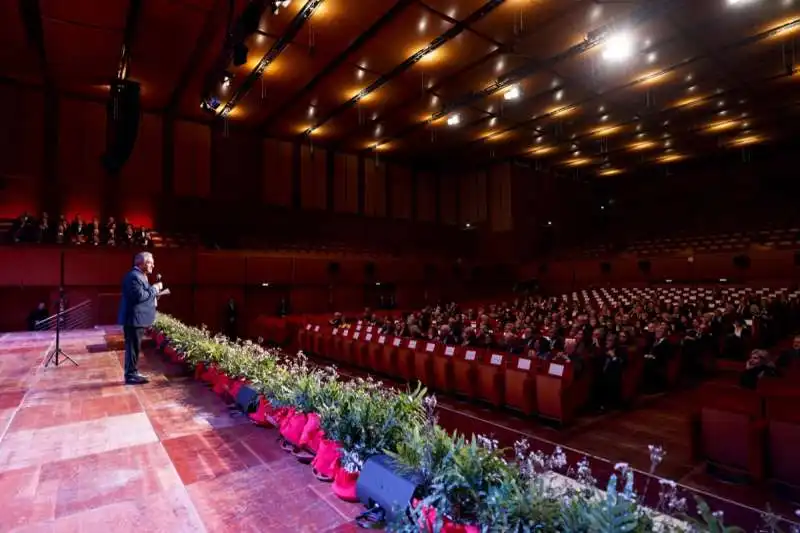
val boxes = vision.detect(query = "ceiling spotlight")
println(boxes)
[447,114,461,126]
[503,85,521,100]
[602,32,635,62]
[269,0,292,14]
[554,89,564,101]
[600,114,609,122]
[647,52,657,64]
[598,105,605,112]
[727,0,758,5]
[222,72,233,88]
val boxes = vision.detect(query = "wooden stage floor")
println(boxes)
[0,329,362,533]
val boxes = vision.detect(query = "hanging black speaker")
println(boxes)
[101,79,141,174]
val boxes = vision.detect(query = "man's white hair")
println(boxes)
[134,251,153,266]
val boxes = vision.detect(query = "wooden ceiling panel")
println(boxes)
[351,3,452,75]
[39,0,129,31]
[468,0,568,45]
[42,19,123,86]
[130,0,210,108]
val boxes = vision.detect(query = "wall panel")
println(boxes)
[57,98,107,217]
[290,287,329,313]
[416,172,436,223]
[333,153,358,214]
[263,138,292,207]
[173,120,211,198]
[245,256,294,285]
[0,248,61,286]
[331,286,365,312]
[195,253,246,285]
[300,145,327,210]
[390,164,412,220]
[364,158,386,217]
[460,170,486,225]
[212,130,262,202]
[293,258,329,284]
[119,112,162,195]
[489,163,513,232]
[0,85,44,217]
[193,286,245,334]
[63,249,133,286]
[440,172,458,225]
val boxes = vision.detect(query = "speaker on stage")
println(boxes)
[356,454,422,523]
[101,79,141,174]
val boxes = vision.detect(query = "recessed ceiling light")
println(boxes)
[496,58,505,73]
[600,114,609,122]
[598,105,605,112]
[307,106,315,117]
[647,52,657,63]
[489,117,497,126]
[662,120,669,126]
[717,100,725,107]
[536,136,544,143]
[418,17,427,32]
[447,114,460,126]
[686,74,693,82]
[555,90,564,101]
[503,85,521,100]
[719,110,727,116]
[688,85,697,92]
[602,32,636,62]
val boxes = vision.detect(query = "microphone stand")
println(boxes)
[44,288,78,368]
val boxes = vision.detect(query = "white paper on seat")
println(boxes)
[548,363,565,377]
[367,326,373,332]
[444,346,455,356]
[465,350,476,361]
[356,325,362,331]
[306,324,312,330]
[353,332,360,339]
[490,354,503,365]
[357,320,363,325]
[426,343,435,352]
[517,358,531,371]
[333,329,339,335]
[408,340,417,349]
[393,338,401,347]
[378,335,386,344]
[365,333,373,341]
[745,319,753,326]
[343,330,350,337]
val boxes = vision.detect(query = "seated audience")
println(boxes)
[777,335,800,368]
[740,349,778,389]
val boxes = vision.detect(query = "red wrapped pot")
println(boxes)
[299,413,322,453]
[332,464,360,502]
[411,500,479,533]
[248,396,274,426]
[200,365,219,384]
[194,362,206,380]
[279,410,308,447]
[155,332,165,346]
[266,406,289,428]
[311,439,341,481]
[212,373,231,396]
[228,379,244,399]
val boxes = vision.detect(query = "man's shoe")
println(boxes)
[125,374,149,385]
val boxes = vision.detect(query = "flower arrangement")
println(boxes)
[152,314,799,533]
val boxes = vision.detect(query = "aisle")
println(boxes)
[0,329,361,533]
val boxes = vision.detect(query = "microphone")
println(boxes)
[156,273,162,282]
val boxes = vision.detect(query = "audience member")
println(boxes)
[740,349,778,389]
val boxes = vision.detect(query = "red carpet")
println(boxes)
[0,329,362,533]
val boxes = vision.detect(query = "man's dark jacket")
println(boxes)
[118,268,158,327]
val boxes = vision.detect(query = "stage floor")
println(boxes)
[0,329,362,533]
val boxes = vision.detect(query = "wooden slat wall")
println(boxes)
[57,98,107,216]
[489,162,513,232]
[173,120,211,198]
[459,170,488,225]
[439,172,458,225]
[364,158,386,217]
[390,163,412,219]
[300,145,327,211]
[262,138,293,207]
[416,172,436,222]
[0,85,43,217]
[333,153,358,214]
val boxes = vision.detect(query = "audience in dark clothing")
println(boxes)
[8,212,152,247]
[740,349,778,389]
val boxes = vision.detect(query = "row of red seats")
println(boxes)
[298,322,654,425]
[693,380,800,491]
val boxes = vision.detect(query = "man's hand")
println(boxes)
[152,282,163,292]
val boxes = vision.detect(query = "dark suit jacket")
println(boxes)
[118,268,158,327]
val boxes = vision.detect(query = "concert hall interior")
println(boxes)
[1,0,800,531]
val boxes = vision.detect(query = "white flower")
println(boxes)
[614,462,629,472]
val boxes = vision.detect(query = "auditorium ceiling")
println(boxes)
[2,0,799,176]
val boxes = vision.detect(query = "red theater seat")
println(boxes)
[504,354,538,416]
[351,329,370,368]
[761,385,800,488]
[366,333,387,373]
[474,350,506,407]
[692,384,765,481]
[394,338,417,383]
[431,344,456,393]
[339,329,355,366]
[451,346,480,398]
[413,341,437,388]
[535,361,589,425]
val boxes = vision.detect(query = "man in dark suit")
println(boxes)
[118,251,162,384]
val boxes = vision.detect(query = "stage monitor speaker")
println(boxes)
[600,261,612,274]
[234,384,260,413]
[101,79,141,174]
[356,454,422,522]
